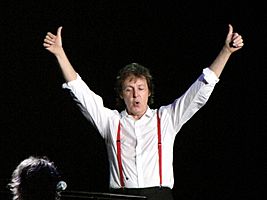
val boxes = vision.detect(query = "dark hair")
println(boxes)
[114,63,154,110]
[8,156,61,200]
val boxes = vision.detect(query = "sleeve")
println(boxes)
[202,67,219,85]
[161,67,219,133]
[62,74,116,138]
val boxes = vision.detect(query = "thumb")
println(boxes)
[227,24,233,39]
[57,26,63,37]
[228,24,233,34]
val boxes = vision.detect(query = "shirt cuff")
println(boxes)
[202,68,219,84]
[62,73,81,89]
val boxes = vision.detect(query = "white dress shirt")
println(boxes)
[62,67,219,189]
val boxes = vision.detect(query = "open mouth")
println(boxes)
[134,101,140,106]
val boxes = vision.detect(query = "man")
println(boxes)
[8,156,66,200]
[43,24,243,199]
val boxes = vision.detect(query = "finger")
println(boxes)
[44,38,55,45]
[238,42,244,47]
[43,43,51,48]
[231,38,244,48]
[232,35,242,44]
[232,33,239,40]
[234,35,242,42]
[234,37,244,46]
[46,35,54,41]
[47,32,56,38]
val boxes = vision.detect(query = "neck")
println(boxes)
[127,107,148,120]
[132,114,143,120]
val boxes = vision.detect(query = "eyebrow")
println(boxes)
[123,83,146,88]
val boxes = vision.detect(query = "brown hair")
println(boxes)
[115,63,154,110]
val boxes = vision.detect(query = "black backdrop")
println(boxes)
[1,1,265,199]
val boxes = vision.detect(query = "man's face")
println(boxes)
[121,75,150,119]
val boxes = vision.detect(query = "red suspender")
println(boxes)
[116,121,124,187]
[116,111,162,187]
[157,110,162,186]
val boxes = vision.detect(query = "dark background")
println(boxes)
[1,1,265,199]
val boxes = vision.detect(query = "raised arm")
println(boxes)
[209,24,244,78]
[43,27,77,82]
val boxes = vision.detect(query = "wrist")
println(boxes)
[55,47,65,58]
[221,45,232,56]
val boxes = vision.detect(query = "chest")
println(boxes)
[118,115,160,151]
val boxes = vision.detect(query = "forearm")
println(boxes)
[209,46,232,78]
[55,48,77,82]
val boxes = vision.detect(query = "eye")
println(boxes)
[124,87,132,92]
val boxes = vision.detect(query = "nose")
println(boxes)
[133,88,139,97]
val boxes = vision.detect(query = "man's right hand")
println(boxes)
[43,26,63,56]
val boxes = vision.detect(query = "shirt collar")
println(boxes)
[121,106,153,119]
